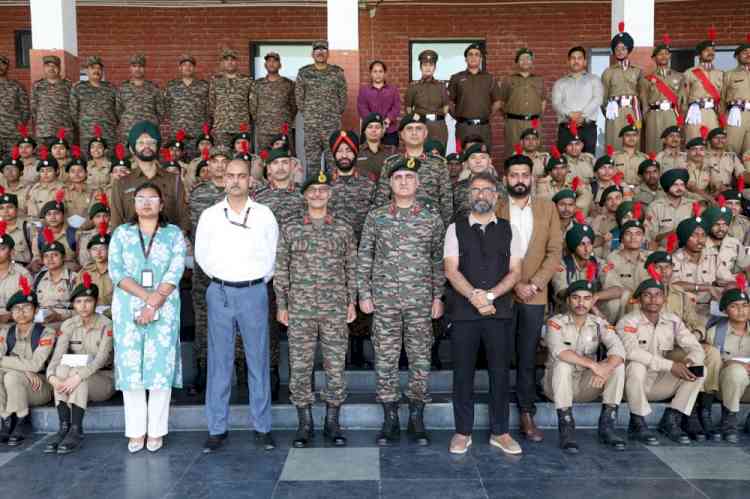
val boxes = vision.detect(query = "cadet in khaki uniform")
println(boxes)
[519,124,549,178]
[1,154,28,216]
[30,199,78,273]
[500,48,545,152]
[601,218,649,322]
[543,276,626,453]
[560,125,595,184]
[617,272,705,445]
[656,124,688,171]
[553,190,577,236]
[589,148,618,213]
[64,151,98,222]
[681,33,723,140]
[702,205,750,283]
[0,226,31,326]
[405,50,449,145]
[613,118,648,187]
[707,285,750,442]
[534,152,593,215]
[85,131,111,192]
[706,126,745,192]
[639,37,683,153]
[76,196,109,268]
[722,186,750,242]
[79,226,113,309]
[0,280,55,446]
[591,184,622,255]
[645,169,694,249]
[44,276,114,454]
[633,157,663,207]
[33,230,76,329]
[0,190,33,266]
[602,26,643,149]
[721,40,750,162]
[26,150,65,222]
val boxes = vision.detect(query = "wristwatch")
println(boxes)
[486,292,496,302]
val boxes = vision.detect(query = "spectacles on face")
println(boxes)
[135,196,160,206]
[136,139,157,147]
[470,187,497,196]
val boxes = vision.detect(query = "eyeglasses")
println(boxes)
[135,196,160,205]
[470,187,498,196]
[135,139,157,147]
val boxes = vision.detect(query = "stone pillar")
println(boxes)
[29,0,79,83]
[327,0,360,131]
[611,0,655,72]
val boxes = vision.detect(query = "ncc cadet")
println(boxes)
[559,122,595,184]
[590,183,623,255]
[552,189,577,235]
[406,50,450,145]
[27,146,64,221]
[30,193,79,273]
[534,147,593,216]
[0,188,34,267]
[86,126,112,192]
[683,128,717,201]
[633,155,663,206]
[544,272,626,453]
[617,267,705,445]
[357,112,388,180]
[499,47,545,152]
[706,124,746,192]
[681,30,723,140]
[275,168,356,448]
[33,227,76,329]
[44,273,114,454]
[0,222,31,326]
[702,203,750,283]
[518,121,548,178]
[656,121,687,171]
[602,23,642,150]
[721,183,750,242]
[63,146,97,222]
[446,153,462,185]
[588,147,617,213]
[0,277,56,446]
[613,116,648,188]
[76,194,110,268]
[645,169,694,249]
[16,126,39,186]
[723,37,750,164]
[1,151,29,216]
[186,123,214,183]
[79,223,113,310]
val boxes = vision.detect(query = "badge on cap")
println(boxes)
[318,171,327,183]
[413,114,421,121]
[407,158,416,169]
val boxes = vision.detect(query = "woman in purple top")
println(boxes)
[357,60,401,152]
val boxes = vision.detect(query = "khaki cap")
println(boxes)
[221,48,238,60]
[129,54,146,66]
[42,55,61,66]
[179,54,196,65]
[86,55,103,67]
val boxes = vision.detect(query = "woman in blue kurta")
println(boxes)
[108,182,186,453]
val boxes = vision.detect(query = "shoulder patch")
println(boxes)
[548,320,561,330]
[39,338,53,346]
[106,330,113,337]
[55,330,63,337]
[623,325,638,334]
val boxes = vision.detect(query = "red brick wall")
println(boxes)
[0,6,31,86]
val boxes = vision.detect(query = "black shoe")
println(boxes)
[323,404,347,446]
[7,415,31,447]
[45,404,71,453]
[293,406,313,448]
[407,400,430,446]
[431,340,443,370]
[659,408,691,445]
[0,414,17,444]
[57,425,82,454]
[628,414,659,446]
[203,432,228,453]
[598,405,626,451]
[697,393,721,442]
[681,407,707,442]
[376,402,400,446]
[255,431,276,451]
[720,406,739,444]
[348,337,372,369]
[557,408,579,454]
[271,367,280,403]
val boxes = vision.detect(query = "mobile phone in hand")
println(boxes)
[687,365,704,377]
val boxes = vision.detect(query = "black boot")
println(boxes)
[720,405,739,444]
[57,405,84,454]
[431,339,442,370]
[628,414,659,445]
[407,400,430,446]
[349,337,372,369]
[557,408,579,454]
[323,404,347,446]
[697,393,721,442]
[270,367,280,403]
[376,402,400,446]
[597,405,625,451]
[681,406,706,442]
[0,414,17,443]
[659,408,691,444]
[293,406,313,448]
[7,415,31,447]
[44,404,71,453]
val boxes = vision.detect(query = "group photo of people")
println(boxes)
[0,10,749,472]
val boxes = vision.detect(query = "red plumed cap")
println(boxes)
[666,232,678,254]
[43,226,55,245]
[19,275,31,296]
[606,144,615,157]
[82,271,92,289]
[56,128,66,141]
[175,129,186,142]
[514,143,523,155]
[239,123,249,133]
[574,210,586,224]
[550,145,561,160]
[115,143,126,161]
[569,121,578,137]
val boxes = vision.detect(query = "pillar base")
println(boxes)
[29,49,78,83]
[328,50,360,131]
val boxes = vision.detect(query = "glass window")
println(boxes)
[14,30,31,69]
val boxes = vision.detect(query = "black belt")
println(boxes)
[457,118,490,126]
[506,113,540,121]
[211,277,263,288]
[424,114,445,122]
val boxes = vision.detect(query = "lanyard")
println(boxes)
[137,225,159,261]
[224,206,251,229]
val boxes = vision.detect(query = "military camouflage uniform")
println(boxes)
[357,202,445,403]
[249,76,297,152]
[275,214,356,407]
[295,64,347,172]
[163,77,210,156]
[31,78,73,143]
[374,153,453,227]
[208,73,253,147]
[0,76,30,155]
[116,80,163,141]
[70,80,118,148]
[328,170,376,242]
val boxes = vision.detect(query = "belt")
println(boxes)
[689,98,715,109]
[609,95,636,107]
[729,100,750,111]
[424,114,445,122]
[506,113,540,121]
[211,277,264,288]
[457,118,490,126]
[649,101,674,111]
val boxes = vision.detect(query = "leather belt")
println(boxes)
[457,118,490,126]
[211,277,264,288]
[609,95,636,107]
[689,98,715,109]
[649,101,674,111]
[729,100,750,111]
[506,113,540,121]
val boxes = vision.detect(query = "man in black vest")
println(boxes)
[444,171,523,455]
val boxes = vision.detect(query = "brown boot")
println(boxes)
[520,412,544,442]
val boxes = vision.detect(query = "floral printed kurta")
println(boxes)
[108,223,186,391]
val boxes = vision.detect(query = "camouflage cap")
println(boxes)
[264,51,281,61]
[312,40,329,50]
[221,48,238,60]
[0,55,8,65]
[129,53,146,66]
[418,50,438,64]
[209,145,232,159]
[178,54,196,65]
[43,55,61,66]
[86,55,103,67]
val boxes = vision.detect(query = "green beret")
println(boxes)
[638,157,660,176]
[565,223,594,253]
[41,239,65,255]
[361,112,384,131]
[329,130,359,154]
[389,156,421,178]
[661,125,681,139]
[621,219,645,235]
[461,142,489,163]
[599,185,623,207]
[0,156,23,171]
[701,206,733,229]
[262,147,290,164]
[652,43,670,57]
[615,201,641,226]
[87,232,111,249]
[558,127,582,149]
[696,39,715,54]
[301,169,331,193]
[196,129,214,148]
[722,188,743,202]
[552,189,576,204]
[424,139,446,157]
[0,231,14,249]
[515,47,534,62]
[645,251,672,267]
[619,123,639,137]
[65,157,86,173]
[41,199,65,218]
[659,169,689,192]
[71,281,99,301]
[36,157,59,172]
[707,127,727,142]
[111,156,131,171]
[504,153,533,170]
[686,136,706,149]
[88,201,110,219]
[446,153,461,163]
[720,288,750,312]
[567,278,597,297]
[6,288,37,311]
[519,127,539,140]
[0,191,18,207]
[545,155,568,174]
[633,278,664,298]
[399,113,427,131]
[611,31,634,53]
[418,50,438,64]
[17,135,35,148]
[232,130,252,148]
[676,217,706,247]
[594,154,614,172]
[128,121,161,150]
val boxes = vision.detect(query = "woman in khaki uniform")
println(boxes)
[44,274,114,454]
[0,277,56,446]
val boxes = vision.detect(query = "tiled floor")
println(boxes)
[0,430,748,498]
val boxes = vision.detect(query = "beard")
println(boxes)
[335,158,354,172]
[471,199,494,214]
[135,148,156,162]
[508,183,530,198]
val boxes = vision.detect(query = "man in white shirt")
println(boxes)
[195,159,279,453]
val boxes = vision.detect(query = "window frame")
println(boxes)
[14,29,31,69]
[408,39,486,81]
[249,40,315,79]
